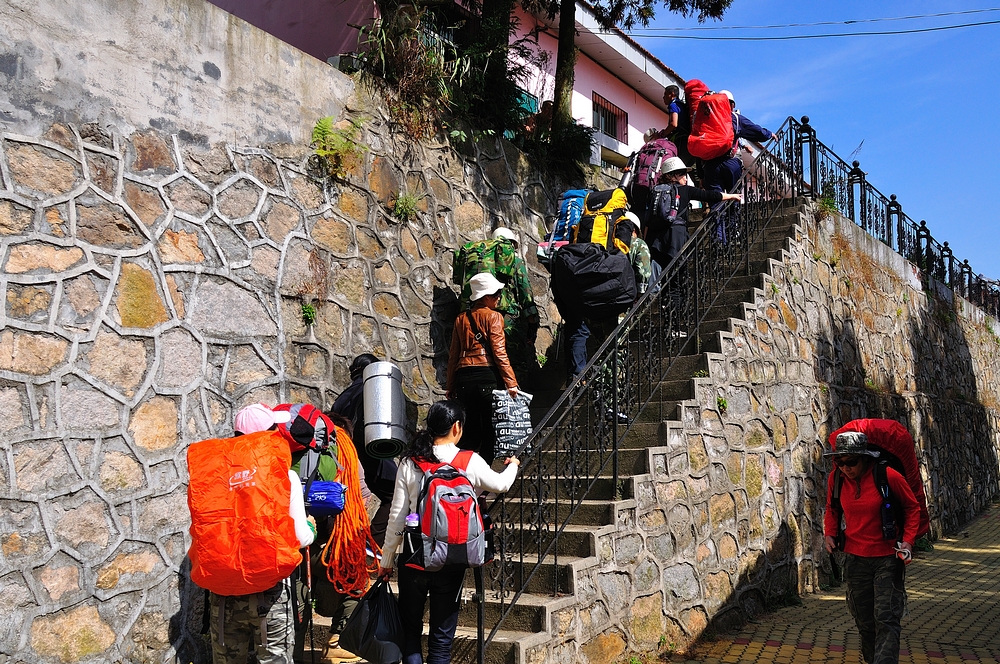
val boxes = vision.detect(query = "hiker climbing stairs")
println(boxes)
[436,202,811,663]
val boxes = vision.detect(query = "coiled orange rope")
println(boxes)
[320,425,381,597]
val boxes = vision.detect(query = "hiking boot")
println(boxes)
[322,635,361,664]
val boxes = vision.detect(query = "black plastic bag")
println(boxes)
[340,578,403,664]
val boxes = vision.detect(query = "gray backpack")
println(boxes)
[404,450,485,572]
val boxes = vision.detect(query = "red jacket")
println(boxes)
[824,465,920,557]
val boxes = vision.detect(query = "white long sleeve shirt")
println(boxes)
[288,471,315,549]
[379,443,518,569]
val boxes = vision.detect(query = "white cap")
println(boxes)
[660,157,692,175]
[622,211,641,230]
[492,227,518,246]
[469,272,505,301]
[720,90,735,104]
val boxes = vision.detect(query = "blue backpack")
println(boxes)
[538,189,589,267]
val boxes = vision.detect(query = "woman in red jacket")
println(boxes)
[824,431,921,664]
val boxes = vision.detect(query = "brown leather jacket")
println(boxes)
[446,304,518,392]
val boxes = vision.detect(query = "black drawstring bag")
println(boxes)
[340,578,403,664]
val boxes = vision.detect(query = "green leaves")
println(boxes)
[310,117,367,181]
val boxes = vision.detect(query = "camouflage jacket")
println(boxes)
[453,239,537,323]
[630,237,652,290]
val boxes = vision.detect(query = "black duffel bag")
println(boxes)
[551,242,637,320]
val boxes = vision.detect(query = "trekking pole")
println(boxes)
[307,544,316,664]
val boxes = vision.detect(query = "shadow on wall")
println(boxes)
[170,557,210,663]
[430,285,460,388]
[810,237,999,543]
[906,288,999,534]
[704,521,801,638]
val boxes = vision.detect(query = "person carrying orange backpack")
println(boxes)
[187,403,317,664]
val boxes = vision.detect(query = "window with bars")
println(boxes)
[592,92,628,143]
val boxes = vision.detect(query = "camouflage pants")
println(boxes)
[209,579,295,664]
[845,554,907,664]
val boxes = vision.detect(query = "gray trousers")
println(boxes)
[210,579,295,664]
[845,554,907,664]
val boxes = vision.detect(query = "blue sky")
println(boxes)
[629,1,1000,280]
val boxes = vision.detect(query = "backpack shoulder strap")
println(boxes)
[874,460,891,497]
[831,467,843,514]
[450,449,475,472]
[466,310,497,365]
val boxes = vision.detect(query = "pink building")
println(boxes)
[511,4,682,172]
[208,0,681,172]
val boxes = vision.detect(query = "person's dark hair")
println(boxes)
[407,400,466,463]
[349,353,379,380]
[665,84,680,98]
[326,410,354,439]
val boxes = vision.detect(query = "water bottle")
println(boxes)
[404,513,420,551]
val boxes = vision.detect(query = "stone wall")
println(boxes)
[538,204,1000,662]
[0,2,569,660]
[0,113,565,664]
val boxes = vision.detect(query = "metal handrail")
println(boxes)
[476,115,1000,659]
[477,118,797,654]
[791,115,1000,314]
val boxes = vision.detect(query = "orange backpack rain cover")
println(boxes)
[187,430,303,596]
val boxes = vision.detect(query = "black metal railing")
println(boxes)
[791,115,1000,315]
[476,118,797,655]
[476,115,1000,658]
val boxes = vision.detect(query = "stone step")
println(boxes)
[502,499,616,529]
[725,273,766,292]
[659,352,706,377]
[505,523,593,559]
[486,553,586,595]
[637,399,681,423]
[709,288,755,308]
[454,583,578,633]
[529,446,648,478]
[447,627,532,664]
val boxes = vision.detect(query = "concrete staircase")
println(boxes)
[443,203,810,663]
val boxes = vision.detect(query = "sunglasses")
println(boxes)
[833,457,861,468]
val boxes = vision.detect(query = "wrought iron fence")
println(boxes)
[791,116,1000,316]
[475,115,999,659]
[476,118,797,655]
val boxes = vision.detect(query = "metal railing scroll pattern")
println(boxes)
[478,118,797,652]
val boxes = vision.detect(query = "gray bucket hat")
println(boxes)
[824,431,881,457]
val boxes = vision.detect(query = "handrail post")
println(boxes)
[847,160,865,225]
[612,339,619,494]
[960,260,972,299]
[796,116,818,198]
[886,194,901,251]
[475,566,485,664]
[917,221,931,290]
[941,242,954,288]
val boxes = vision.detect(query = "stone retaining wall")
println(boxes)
[0,109,569,663]
[544,204,1000,663]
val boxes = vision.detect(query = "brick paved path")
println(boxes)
[686,502,1000,664]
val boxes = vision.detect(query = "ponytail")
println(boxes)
[407,400,466,463]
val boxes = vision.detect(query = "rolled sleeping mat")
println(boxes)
[362,361,409,458]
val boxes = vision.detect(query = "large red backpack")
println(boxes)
[684,79,710,124]
[404,450,486,572]
[688,92,735,161]
[829,419,931,539]
[187,430,302,595]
